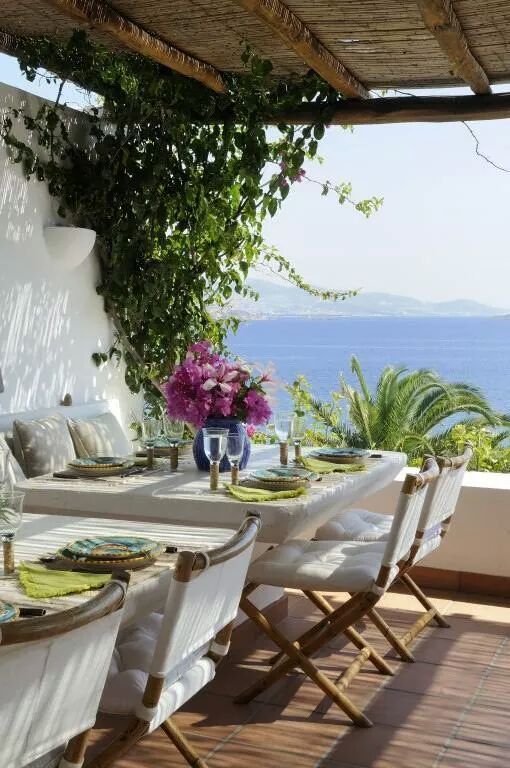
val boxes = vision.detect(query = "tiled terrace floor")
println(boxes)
[89,588,510,768]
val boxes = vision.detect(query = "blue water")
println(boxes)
[228,316,510,413]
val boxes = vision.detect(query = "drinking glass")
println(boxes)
[0,491,23,578]
[291,414,307,462]
[162,416,184,470]
[274,413,293,465]
[0,448,9,491]
[203,428,228,490]
[227,430,245,485]
[142,417,161,468]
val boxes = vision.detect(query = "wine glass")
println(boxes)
[291,414,307,462]
[274,413,293,466]
[0,491,23,578]
[203,428,228,490]
[162,416,184,470]
[226,430,245,486]
[0,448,9,491]
[142,417,161,468]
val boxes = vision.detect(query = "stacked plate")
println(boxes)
[67,456,133,478]
[242,467,316,492]
[309,448,370,465]
[56,535,164,572]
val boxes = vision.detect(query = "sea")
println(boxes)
[227,316,510,414]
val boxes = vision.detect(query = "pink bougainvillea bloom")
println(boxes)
[246,424,256,438]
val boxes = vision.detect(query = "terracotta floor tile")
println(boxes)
[174,691,264,740]
[438,737,510,767]
[321,722,448,768]
[226,701,348,760]
[455,702,510,748]
[385,660,482,698]
[365,688,470,731]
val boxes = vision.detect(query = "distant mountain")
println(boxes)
[226,279,508,318]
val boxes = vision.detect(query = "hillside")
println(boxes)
[226,279,508,318]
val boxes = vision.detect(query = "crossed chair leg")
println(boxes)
[64,716,208,768]
[269,571,450,668]
[236,584,391,727]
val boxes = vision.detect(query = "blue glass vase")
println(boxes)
[193,417,251,472]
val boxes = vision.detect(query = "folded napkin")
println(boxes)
[18,562,111,599]
[226,484,307,502]
[300,457,366,475]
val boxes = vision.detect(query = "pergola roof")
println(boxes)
[2,0,510,123]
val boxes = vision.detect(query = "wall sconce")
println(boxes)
[44,226,96,271]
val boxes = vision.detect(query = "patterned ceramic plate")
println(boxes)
[60,536,161,561]
[310,448,370,465]
[251,468,314,482]
[0,600,18,623]
[68,456,127,469]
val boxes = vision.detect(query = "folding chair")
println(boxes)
[312,444,473,661]
[0,573,129,768]
[86,513,260,768]
[236,458,440,727]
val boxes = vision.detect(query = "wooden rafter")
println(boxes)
[42,0,227,93]
[233,0,368,99]
[416,0,491,95]
[253,93,510,125]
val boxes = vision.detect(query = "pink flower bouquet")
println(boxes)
[164,341,272,429]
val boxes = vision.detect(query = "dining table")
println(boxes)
[15,445,407,544]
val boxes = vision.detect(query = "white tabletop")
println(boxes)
[0,513,234,624]
[16,446,407,544]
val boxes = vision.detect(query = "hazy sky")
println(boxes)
[2,52,510,307]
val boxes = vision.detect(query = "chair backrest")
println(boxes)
[409,443,473,565]
[147,513,260,684]
[375,458,440,591]
[0,574,128,768]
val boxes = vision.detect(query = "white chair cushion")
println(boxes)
[248,539,393,593]
[315,508,393,543]
[100,612,213,718]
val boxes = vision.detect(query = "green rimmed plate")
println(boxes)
[68,456,127,469]
[60,536,160,562]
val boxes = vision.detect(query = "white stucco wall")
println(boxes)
[0,83,141,432]
[359,468,510,578]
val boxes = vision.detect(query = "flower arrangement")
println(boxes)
[164,341,272,429]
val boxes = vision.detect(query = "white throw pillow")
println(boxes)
[12,413,76,478]
[67,412,131,458]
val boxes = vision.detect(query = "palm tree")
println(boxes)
[298,355,506,460]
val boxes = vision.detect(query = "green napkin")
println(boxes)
[300,456,366,475]
[18,562,111,599]
[227,484,307,503]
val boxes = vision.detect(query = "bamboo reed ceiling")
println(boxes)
[2,0,510,92]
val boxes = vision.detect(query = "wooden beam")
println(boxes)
[416,0,491,95]
[258,93,510,125]
[233,0,368,99]
[42,0,226,93]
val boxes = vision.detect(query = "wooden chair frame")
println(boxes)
[270,445,473,667]
[80,514,261,768]
[236,462,439,727]
[0,573,129,768]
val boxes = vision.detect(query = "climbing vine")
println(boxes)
[1,31,382,406]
